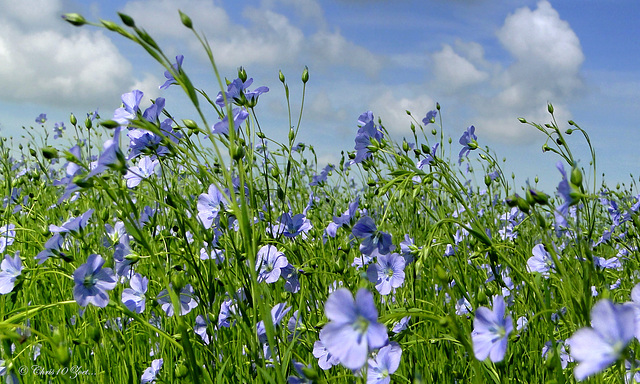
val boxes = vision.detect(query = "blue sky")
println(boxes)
[0,0,638,192]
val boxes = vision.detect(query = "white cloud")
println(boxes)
[427,1,585,143]
[0,0,152,111]
[120,0,381,75]
[369,90,435,137]
[432,44,489,91]
[476,0,584,142]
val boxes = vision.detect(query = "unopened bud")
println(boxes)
[547,103,554,114]
[100,120,120,129]
[518,117,527,123]
[118,12,136,27]
[301,66,309,83]
[178,10,193,29]
[70,113,77,126]
[238,66,247,82]
[42,147,59,160]
[85,116,92,129]
[278,70,285,83]
[182,119,198,130]
[62,13,87,27]
[571,166,583,187]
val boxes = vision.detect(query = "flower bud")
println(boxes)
[182,119,198,130]
[100,120,120,129]
[547,102,554,114]
[175,363,188,378]
[118,12,136,27]
[238,66,247,82]
[100,19,121,32]
[301,66,309,83]
[70,113,77,126]
[529,189,549,205]
[42,146,59,160]
[278,70,285,83]
[62,13,87,27]
[436,102,440,111]
[56,346,71,366]
[518,117,527,123]
[178,10,193,29]
[231,145,245,161]
[85,116,92,129]
[571,166,583,187]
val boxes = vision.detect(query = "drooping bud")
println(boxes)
[118,12,136,27]
[42,146,59,160]
[62,13,87,27]
[178,10,193,29]
[529,189,549,205]
[518,117,527,123]
[100,120,120,129]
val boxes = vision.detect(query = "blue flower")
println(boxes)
[35,113,47,124]
[422,110,437,125]
[113,90,143,126]
[527,244,554,278]
[215,77,269,107]
[319,288,388,370]
[566,299,635,381]
[471,295,513,362]
[0,252,22,294]
[366,253,406,295]
[0,224,16,253]
[256,302,291,343]
[53,122,66,139]
[141,358,163,384]
[458,125,478,162]
[73,254,116,308]
[159,55,183,90]
[197,184,227,229]
[194,314,211,345]
[313,339,340,370]
[256,245,289,284]
[365,342,402,384]
[121,273,148,313]
[348,112,384,167]
[211,107,249,135]
[310,164,334,186]
[352,216,394,256]
[156,284,198,317]
[87,126,126,178]
[124,156,159,188]
[269,212,313,239]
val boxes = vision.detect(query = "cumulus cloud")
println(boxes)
[428,1,584,143]
[369,90,435,137]
[0,0,149,110]
[478,0,584,141]
[120,0,382,74]
[432,44,489,91]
